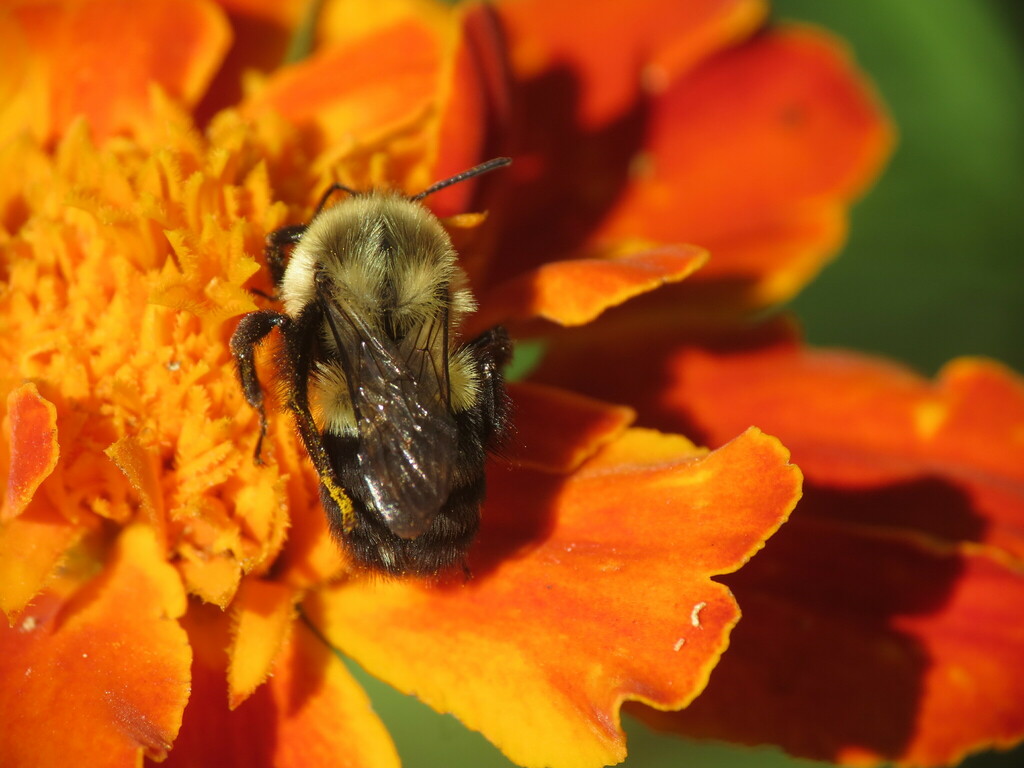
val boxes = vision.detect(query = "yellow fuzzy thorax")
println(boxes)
[280,191,476,330]
[280,190,481,436]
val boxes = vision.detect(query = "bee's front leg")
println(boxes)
[230,309,290,463]
[264,224,306,289]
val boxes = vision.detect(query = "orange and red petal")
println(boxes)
[227,578,300,708]
[0,526,190,768]
[1,0,230,145]
[244,16,446,180]
[659,329,1024,562]
[485,3,890,308]
[482,0,766,286]
[500,0,766,129]
[430,3,513,217]
[594,28,892,306]
[472,244,707,332]
[0,496,86,619]
[644,518,1024,766]
[169,602,399,768]
[536,319,1024,562]
[195,0,310,122]
[312,426,800,768]
[238,3,511,221]
[105,434,166,542]
[506,381,635,473]
[535,320,1024,763]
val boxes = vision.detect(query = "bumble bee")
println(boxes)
[230,158,512,576]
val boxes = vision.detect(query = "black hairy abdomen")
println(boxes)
[320,406,488,576]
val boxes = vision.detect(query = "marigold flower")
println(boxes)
[0,2,1020,768]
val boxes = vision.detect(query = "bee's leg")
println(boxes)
[279,305,359,533]
[230,310,289,463]
[265,224,307,289]
[472,325,513,369]
[467,326,513,447]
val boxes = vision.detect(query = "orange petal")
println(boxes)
[168,605,399,768]
[105,433,165,541]
[537,318,1024,562]
[227,578,299,709]
[194,0,309,121]
[311,426,800,768]
[0,496,84,619]
[245,19,443,156]
[595,28,893,306]
[484,19,891,309]
[3,0,231,144]
[429,4,513,217]
[179,549,244,608]
[505,381,635,472]
[480,0,766,287]
[644,518,1024,766]
[2,383,59,521]
[474,244,708,331]
[501,0,766,128]
[661,332,1024,564]
[537,321,1024,762]
[0,526,190,767]
[289,2,505,209]
[318,0,452,47]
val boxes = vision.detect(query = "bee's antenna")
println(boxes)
[314,182,361,217]
[410,157,512,201]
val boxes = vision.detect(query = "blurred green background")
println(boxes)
[347,1,1024,766]
[786,0,1024,375]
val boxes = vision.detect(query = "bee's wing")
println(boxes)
[320,296,458,539]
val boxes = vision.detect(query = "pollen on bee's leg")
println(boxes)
[323,478,356,532]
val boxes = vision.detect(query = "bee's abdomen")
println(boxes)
[319,405,488,576]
